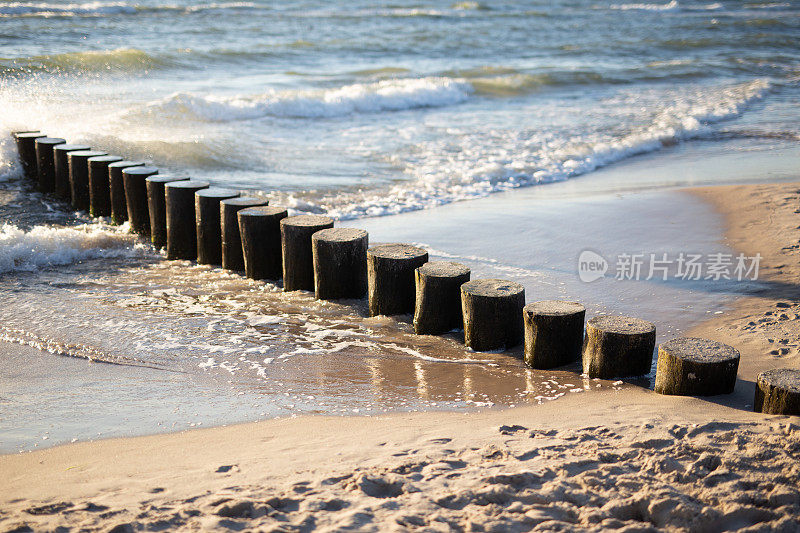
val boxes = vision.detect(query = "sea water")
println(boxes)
[0,0,798,450]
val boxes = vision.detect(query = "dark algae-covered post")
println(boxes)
[195,188,240,265]
[88,155,122,217]
[582,316,656,379]
[312,227,368,300]
[69,149,107,211]
[147,175,189,249]
[413,261,470,335]
[367,244,428,317]
[238,206,288,281]
[754,368,800,415]
[108,161,144,225]
[523,301,585,369]
[221,197,267,272]
[165,180,210,260]
[280,215,334,291]
[654,337,739,396]
[34,137,65,193]
[54,144,90,201]
[461,279,525,352]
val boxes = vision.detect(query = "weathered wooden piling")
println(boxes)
[108,161,144,225]
[13,131,44,179]
[367,244,429,316]
[312,228,368,300]
[237,206,288,281]
[523,301,586,369]
[582,316,656,379]
[280,215,335,291]
[69,150,107,211]
[461,279,525,351]
[754,368,800,415]
[53,144,90,201]
[122,166,158,235]
[221,197,268,272]
[87,155,122,217]
[413,261,471,335]
[195,188,240,265]
[654,337,740,396]
[34,137,65,193]
[165,180,210,260]
[146,175,189,249]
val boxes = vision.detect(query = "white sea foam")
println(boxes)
[302,78,772,220]
[609,0,722,11]
[0,222,151,274]
[0,1,258,17]
[131,78,473,121]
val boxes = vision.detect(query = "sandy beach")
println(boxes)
[2,178,799,532]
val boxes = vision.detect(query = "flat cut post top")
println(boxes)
[417,261,470,278]
[368,243,427,259]
[146,175,188,184]
[461,279,524,297]
[525,301,585,316]
[660,337,739,363]
[14,132,45,139]
[313,228,366,242]
[123,165,158,175]
[55,144,91,152]
[88,155,122,163]
[69,150,107,159]
[239,206,287,218]
[758,368,800,392]
[222,197,266,208]
[588,315,655,335]
[196,187,239,198]
[109,160,145,168]
[165,179,210,189]
[281,214,334,226]
[36,137,65,145]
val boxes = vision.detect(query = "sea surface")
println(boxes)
[0,0,798,451]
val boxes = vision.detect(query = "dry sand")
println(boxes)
[2,181,800,532]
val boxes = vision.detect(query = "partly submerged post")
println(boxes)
[523,301,585,369]
[654,337,740,396]
[88,155,122,217]
[238,206,288,281]
[34,137,65,193]
[754,368,800,415]
[147,175,189,249]
[122,166,158,235]
[69,150,107,212]
[280,215,335,291]
[367,243,429,317]
[13,131,44,179]
[312,227,368,300]
[413,261,471,335]
[195,188,240,265]
[582,316,656,379]
[165,179,210,260]
[221,197,267,272]
[54,144,90,201]
[108,161,144,225]
[461,279,525,351]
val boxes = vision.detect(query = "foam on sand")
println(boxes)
[0,222,151,274]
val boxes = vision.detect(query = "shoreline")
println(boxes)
[2,178,799,531]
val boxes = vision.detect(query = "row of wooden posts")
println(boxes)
[12,131,800,416]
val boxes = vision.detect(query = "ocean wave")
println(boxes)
[609,0,721,11]
[0,1,259,18]
[130,78,474,121]
[0,222,152,274]
[0,48,165,75]
[291,79,773,219]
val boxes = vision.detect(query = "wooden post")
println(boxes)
[34,137,65,193]
[238,206,288,281]
[312,228,368,300]
[523,301,585,369]
[53,144,90,201]
[461,279,525,351]
[122,166,158,235]
[165,180,210,260]
[195,188,240,265]
[280,215,335,291]
[582,316,656,379]
[69,150,107,212]
[13,132,44,179]
[413,261,470,335]
[221,197,267,272]
[754,368,800,415]
[367,244,429,316]
[108,161,144,225]
[146,175,189,249]
[654,337,740,396]
[88,155,122,217]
